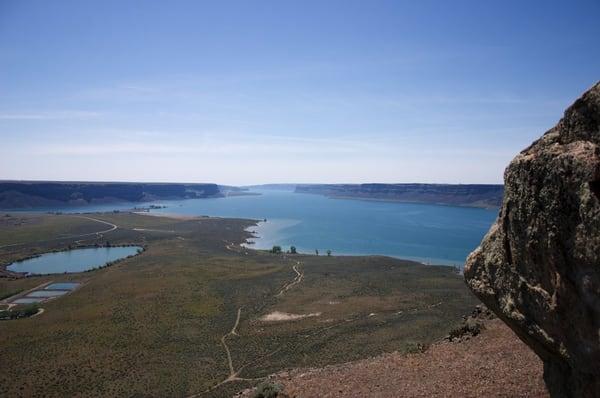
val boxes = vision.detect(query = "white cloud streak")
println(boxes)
[0,111,101,120]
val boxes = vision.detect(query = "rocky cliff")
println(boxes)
[464,82,600,397]
[0,182,222,208]
[295,183,504,208]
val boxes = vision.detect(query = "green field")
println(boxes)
[0,212,477,397]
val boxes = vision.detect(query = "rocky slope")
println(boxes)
[238,313,547,397]
[464,82,600,397]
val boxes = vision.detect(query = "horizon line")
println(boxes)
[0,179,505,186]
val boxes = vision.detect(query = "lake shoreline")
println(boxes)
[3,190,495,267]
[241,219,464,268]
[5,245,144,276]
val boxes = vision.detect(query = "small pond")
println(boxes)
[12,297,44,304]
[7,246,142,275]
[45,282,80,290]
[27,290,69,297]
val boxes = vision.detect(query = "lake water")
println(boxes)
[7,246,142,275]
[4,190,497,266]
[149,190,497,266]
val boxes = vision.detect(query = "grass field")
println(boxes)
[0,212,477,397]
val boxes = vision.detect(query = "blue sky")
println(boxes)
[1,1,599,185]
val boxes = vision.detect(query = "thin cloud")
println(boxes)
[0,110,101,120]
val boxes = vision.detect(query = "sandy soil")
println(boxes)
[260,311,322,322]
[133,212,202,220]
[239,318,548,397]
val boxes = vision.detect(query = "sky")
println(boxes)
[1,1,599,185]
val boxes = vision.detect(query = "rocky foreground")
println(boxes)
[465,81,600,397]
[239,309,548,397]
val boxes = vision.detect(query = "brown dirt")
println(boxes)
[240,319,548,397]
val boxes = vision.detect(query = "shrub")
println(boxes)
[326,249,332,256]
[0,289,23,301]
[289,246,297,254]
[253,381,283,398]
[448,317,484,340]
[405,342,427,354]
[0,303,39,320]
[271,245,282,254]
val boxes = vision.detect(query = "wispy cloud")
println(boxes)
[76,84,165,102]
[16,128,518,161]
[0,110,102,120]
[30,135,366,157]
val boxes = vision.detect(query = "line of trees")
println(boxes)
[270,245,332,256]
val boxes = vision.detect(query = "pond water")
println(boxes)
[12,297,44,304]
[27,290,69,297]
[45,282,80,290]
[7,246,142,275]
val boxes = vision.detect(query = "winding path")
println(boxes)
[276,262,303,297]
[0,215,118,249]
[72,216,117,242]
[132,228,175,233]
[222,308,242,377]
[190,261,306,396]
[190,308,266,397]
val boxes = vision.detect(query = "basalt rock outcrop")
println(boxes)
[464,82,600,398]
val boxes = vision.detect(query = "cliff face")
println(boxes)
[295,183,503,208]
[0,182,222,208]
[464,82,600,397]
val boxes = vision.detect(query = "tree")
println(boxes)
[326,249,332,256]
[271,245,282,254]
[290,246,297,254]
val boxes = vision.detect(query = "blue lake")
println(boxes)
[149,190,497,266]
[4,190,497,266]
[7,246,142,275]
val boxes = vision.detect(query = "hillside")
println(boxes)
[295,183,503,208]
[0,181,221,209]
[239,315,547,397]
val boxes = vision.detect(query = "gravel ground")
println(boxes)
[240,318,548,397]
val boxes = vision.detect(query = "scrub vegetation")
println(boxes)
[0,212,477,397]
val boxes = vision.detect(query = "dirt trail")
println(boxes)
[0,215,118,249]
[276,262,303,297]
[72,216,117,244]
[223,308,242,376]
[73,216,117,234]
[31,307,45,317]
[132,228,175,233]
[190,260,307,396]
[190,308,266,397]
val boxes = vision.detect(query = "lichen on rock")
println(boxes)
[464,81,600,398]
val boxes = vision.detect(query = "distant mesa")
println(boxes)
[295,183,504,208]
[0,181,222,209]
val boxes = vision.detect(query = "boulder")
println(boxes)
[464,82,600,397]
